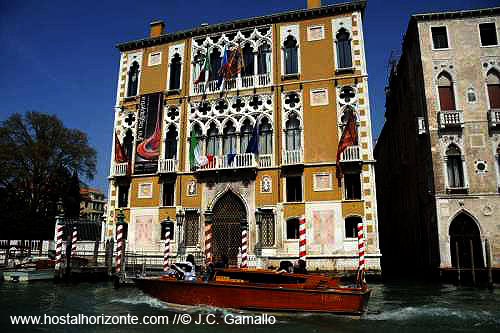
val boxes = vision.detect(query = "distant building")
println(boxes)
[106,0,381,271]
[375,7,500,277]
[80,188,106,222]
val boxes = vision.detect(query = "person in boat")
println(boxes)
[293,259,307,274]
[170,254,196,281]
[276,260,294,273]
[203,262,216,282]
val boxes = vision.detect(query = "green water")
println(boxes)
[0,281,499,332]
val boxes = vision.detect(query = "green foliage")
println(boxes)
[0,112,97,239]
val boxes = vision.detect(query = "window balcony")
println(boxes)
[488,109,500,128]
[282,149,303,166]
[438,110,464,129]
[258,154,273,168]
[192,73,272,95]
[340,145,361,162]
[157,158,178,173]
[197,153,257,171]
[113,162,128,177]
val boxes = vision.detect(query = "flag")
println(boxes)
[227,153,236,165]
[336,110,358,180]
[194,48,210,85]
[189,129,200,169]
[217,46,229,89]
[114,132,128,163]
[227,47,244,79]
[245,121,259,154]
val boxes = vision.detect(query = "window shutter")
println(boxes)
[439,86,455,111]
[488,84,500,109]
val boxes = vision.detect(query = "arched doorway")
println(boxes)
[212,191,246,266]
[449,213,484,268]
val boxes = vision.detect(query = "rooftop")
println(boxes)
[116,0,366,52]
[412,6,500,22]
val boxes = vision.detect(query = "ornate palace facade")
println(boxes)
[107,0,380,271]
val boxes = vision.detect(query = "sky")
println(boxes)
[0,0,495,194]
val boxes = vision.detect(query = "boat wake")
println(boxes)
[364,305,500,325]
[110,295,167,309]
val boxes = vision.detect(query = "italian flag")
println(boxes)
[189,129,201,168]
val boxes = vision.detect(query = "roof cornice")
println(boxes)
[116,1,366,52]
[411,6,500,22]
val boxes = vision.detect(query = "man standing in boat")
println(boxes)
[170,254,196,281]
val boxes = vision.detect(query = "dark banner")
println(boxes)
[134,92,163,174]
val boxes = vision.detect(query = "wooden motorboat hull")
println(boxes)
[134,277,371,314]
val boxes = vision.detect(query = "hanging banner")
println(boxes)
[135,92,163,174]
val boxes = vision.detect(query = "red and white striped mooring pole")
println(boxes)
[299,216,306,262]
[204,212,213,265]
[241,223,248,268]
[115,223,124,273]
[161,219,174,272]
[357,222,366,284]
[71,227,78,257]
[55,219,64,271]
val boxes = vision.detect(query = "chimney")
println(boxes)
[149,20,165,38]
[307,0,321,9]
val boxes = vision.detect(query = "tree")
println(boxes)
[0,112,97,239]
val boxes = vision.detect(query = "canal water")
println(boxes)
[1,281,499,332]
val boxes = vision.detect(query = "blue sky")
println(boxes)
[0,0,493,194]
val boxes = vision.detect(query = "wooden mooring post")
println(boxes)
[485,238,493,288]
[455,241,461,285]
[469,239,476,286]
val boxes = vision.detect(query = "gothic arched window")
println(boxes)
[206,123,219,156]
[169,53,182,90]
[336,28,352,69]
[240,119,253,153]
[486,69,500,109]
[242,43,254,77]
[259,118,272,155]
[438,72,456,111]
[285,113,301,151]
[284,36,298,75]
[127,61,140,97]
[164,125,178,159]
[209,48,221,81]
[446,144,464,188]
[123,129,134,160]
[223,121,236,154]
[257,43,271,75]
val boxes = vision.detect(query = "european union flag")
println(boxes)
[245,121,259,154]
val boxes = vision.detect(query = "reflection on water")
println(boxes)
[1,281,499,332]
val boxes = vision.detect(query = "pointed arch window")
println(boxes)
[169,54,182,90]
[284,35,298,75]
[209,48,221,81]
[223,121,237,154]
[285,113,301,151]
[336,28,352,69]
[240,119,253,153]
[164,125,178,159]
[127,61,140,97]
[259,118,273,155]
[446,144,464,188]
[257,43,271,75]
[123,129,134,160]
[242,43,254,77]
[206,123,220,156]
[437,72,455,111]
[486,70,500,109]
